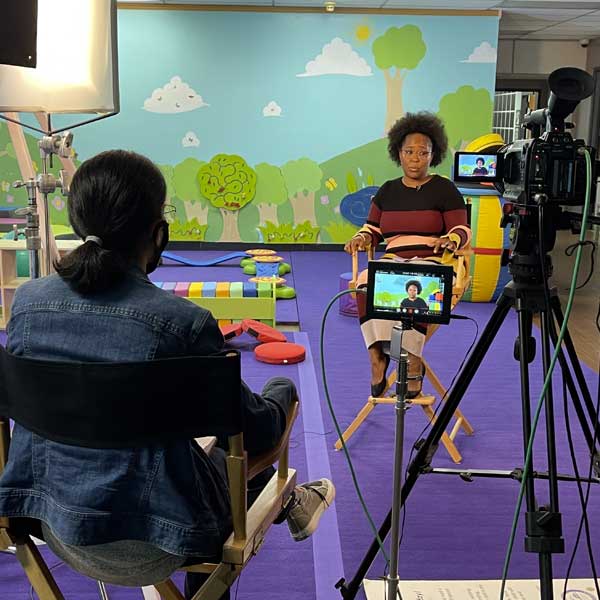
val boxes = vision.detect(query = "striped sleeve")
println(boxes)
[441,180,471,248]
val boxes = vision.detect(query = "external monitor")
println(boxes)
[366,261,453,325]
[453,151,503,184]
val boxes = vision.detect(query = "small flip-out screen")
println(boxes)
[366,261,453,324]
[453,151,502,183]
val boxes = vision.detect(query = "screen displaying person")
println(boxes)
[472,157,488,176]
[400,280,429,310]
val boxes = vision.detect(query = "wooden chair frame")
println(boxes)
[335,246,474,463]
[0,351,298,600]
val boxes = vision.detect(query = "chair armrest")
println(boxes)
[247,399,298,480]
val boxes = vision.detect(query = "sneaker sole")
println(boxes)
[291,480,336,541]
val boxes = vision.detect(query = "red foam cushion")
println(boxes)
[219,323,243,341]
[241,319,287,343]
[254,342,306,365]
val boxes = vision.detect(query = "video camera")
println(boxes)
[454,67,596,207]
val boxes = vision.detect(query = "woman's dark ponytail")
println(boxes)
[55,150,166,294]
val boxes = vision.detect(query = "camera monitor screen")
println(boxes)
[366,261,453,325]
[453,151,502,183]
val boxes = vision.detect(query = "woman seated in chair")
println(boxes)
[344,112,471,398]
[0,150,334,599]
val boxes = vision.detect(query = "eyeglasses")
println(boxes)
[400,149,432,159]
[163,204,176,217]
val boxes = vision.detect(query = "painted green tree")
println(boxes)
[253,162,288,227]
[281,158,323,228]
[438,86,493,152]
[372,25,427,133]
[198,154,257,241]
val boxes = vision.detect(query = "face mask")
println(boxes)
[146,220,169,274]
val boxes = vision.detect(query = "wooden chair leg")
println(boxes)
[335,400,377,450]
[191,563,239,600]
[14,537,65,600]
[422,405,462,464]
[154,578,185,600]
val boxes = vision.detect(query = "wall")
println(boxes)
[497,39,591,139]
[1,8,500,243]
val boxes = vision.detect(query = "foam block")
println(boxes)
[188,282,203,297]
[242,319,287,343]
[202,282,217,297]
[174,282,190,297]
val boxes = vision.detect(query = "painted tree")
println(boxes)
[438,86,493,152]
[253,162,288,226]
[372,25,426,133]
[198,154,257,241]
[172,158,208,225]
[281,158,323,227]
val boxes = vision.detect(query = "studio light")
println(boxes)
[0,0,119,116]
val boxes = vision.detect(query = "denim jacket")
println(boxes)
[0,268,285,557]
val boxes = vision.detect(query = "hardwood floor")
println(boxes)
[547,226,599,373]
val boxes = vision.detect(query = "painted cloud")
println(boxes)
[263,101,282,117]
[182,131,200,147]
[143,76,209,113]
[297,37,372,77]
[461,42,497,63]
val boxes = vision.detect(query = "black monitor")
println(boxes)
[366,261,453,325]
[0,0,37,68]
[453,151,503,184]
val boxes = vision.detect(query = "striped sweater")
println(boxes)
[359,175,471,258]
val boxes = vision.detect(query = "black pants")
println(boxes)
[185,377,297,600]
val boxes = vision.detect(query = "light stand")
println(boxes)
[12,131,72,278]
[386,324,408,600]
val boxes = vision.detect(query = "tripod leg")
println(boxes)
[548,298,600,456]
[337,293,514,600]
[532,310,564,600]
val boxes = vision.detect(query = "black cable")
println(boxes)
[561,374,600,600]
[564,240,596,290]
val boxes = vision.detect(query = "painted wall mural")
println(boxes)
[1,10,499,243]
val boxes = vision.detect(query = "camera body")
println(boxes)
[454,67,596,208]
[500,131,595,206]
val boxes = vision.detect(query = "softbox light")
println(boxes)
[0,0,119,115]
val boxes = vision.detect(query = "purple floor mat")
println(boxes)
[1,249,598,600]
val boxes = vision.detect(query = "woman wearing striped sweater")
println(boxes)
[344,112,471,398]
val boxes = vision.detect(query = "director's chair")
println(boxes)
[335,245,474,463]
[0,346,298,600]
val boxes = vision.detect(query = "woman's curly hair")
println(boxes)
[387,112,449,167]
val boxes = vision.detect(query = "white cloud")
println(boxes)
[297,37,372,78]
[143,76,209,113]
[263,101,282,117]
[182,131,200,147]
[461,42,497,63]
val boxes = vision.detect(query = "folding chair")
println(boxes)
[0,347,298,600]
[335,246,474,463]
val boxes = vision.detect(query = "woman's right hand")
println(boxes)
[344,233,368,254]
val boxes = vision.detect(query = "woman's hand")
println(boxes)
[427,237,457,254]
[344,233,369,254]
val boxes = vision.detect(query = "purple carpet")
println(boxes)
[1,249,599,600]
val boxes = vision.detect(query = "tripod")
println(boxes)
[337,249,600,600]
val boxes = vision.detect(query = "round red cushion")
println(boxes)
[254,342,306,365]
[219,323,243,341]
[242,319,287,343]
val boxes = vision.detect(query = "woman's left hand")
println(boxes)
[427,238,457,254]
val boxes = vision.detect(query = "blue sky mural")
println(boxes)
[52,10,499,166]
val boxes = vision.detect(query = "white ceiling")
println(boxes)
[122,0,600,41]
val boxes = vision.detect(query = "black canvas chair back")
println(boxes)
[0,345,299,600]
[0,345,242,447]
